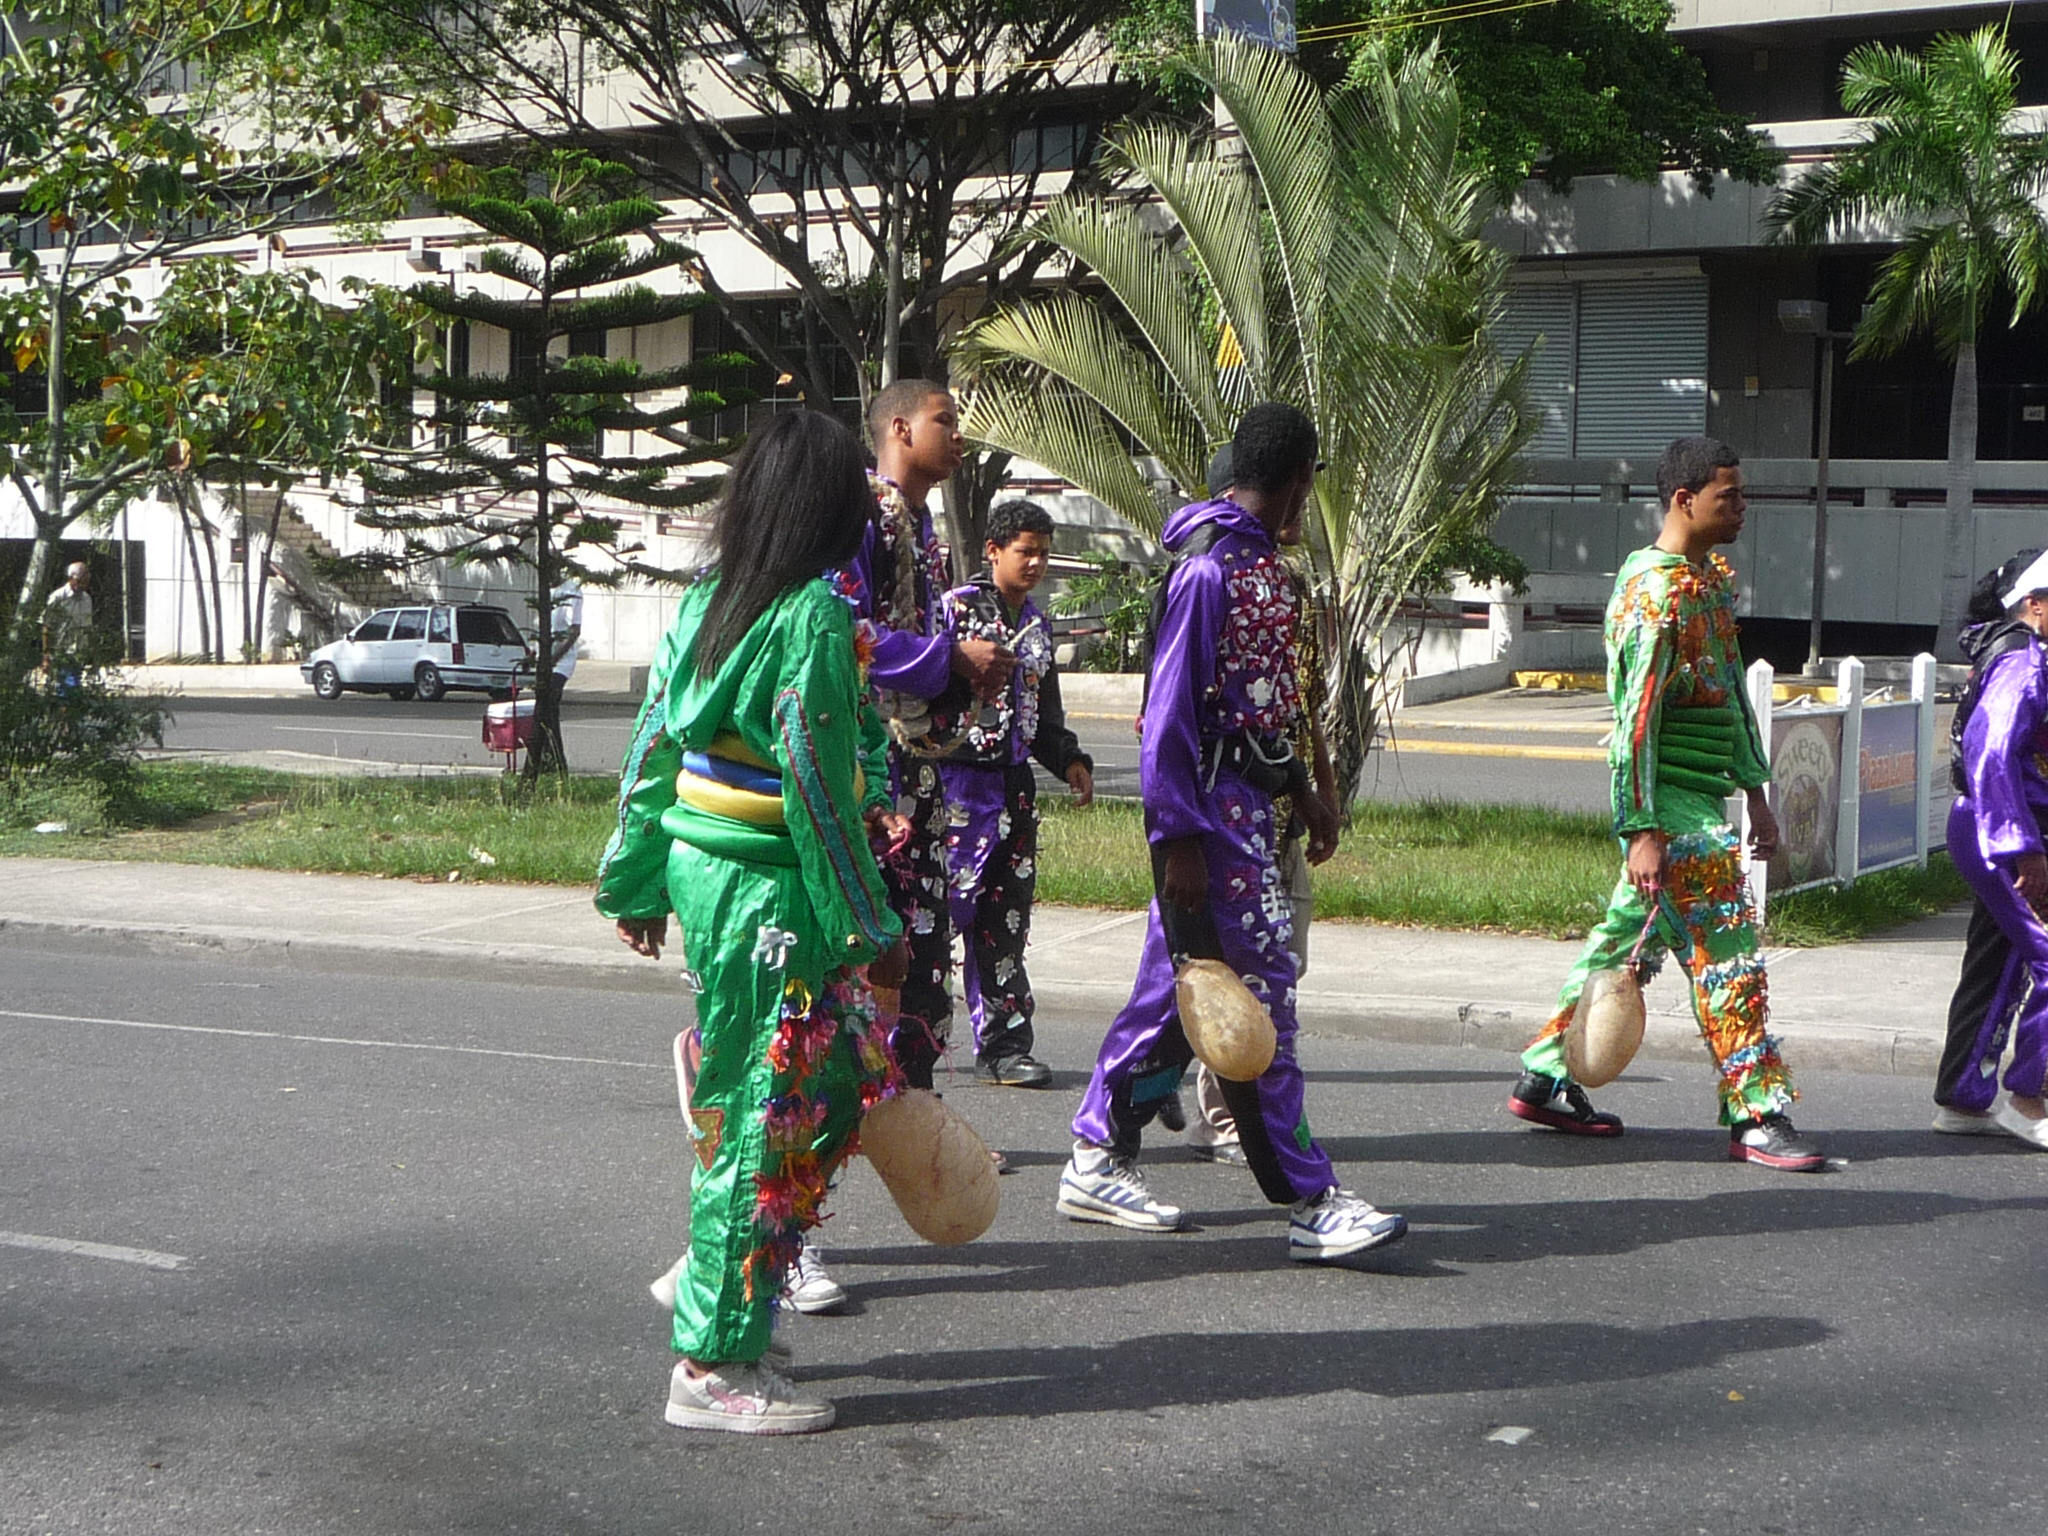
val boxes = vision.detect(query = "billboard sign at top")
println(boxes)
[1199,0,1298,53]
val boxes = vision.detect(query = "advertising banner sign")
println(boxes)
[1199,0,1298,51]
[1768,711,1844,892]
[1857,704,1921,871]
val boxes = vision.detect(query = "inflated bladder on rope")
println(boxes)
[860,1089,999,1245]
[1175,958,1277,1081]
[1563,968,1647,1089]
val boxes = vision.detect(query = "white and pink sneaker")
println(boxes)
[664,1359,834,1435]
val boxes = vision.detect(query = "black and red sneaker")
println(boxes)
[1729,1113,1826,1172]
[1508,1071,1624,1137]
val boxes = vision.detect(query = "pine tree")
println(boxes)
[357,151,750,777]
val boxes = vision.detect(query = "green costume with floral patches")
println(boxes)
[1521,547,1796,1125]
[596,576,902,1365]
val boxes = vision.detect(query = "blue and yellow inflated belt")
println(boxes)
[674,733,863,828]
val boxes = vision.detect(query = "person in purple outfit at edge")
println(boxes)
[930,497,1095,1100]
[841,377,1015,1097]
[1056,401,1409,1262]
[1935,546,2048,1150]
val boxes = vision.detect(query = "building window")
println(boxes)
[1010,121,1096,176]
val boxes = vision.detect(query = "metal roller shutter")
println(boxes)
[1496,284,1576,458]
[1572,276,1707,457]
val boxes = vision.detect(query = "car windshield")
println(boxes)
[457,608,524,646]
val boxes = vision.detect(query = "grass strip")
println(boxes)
[0,762,1971,946]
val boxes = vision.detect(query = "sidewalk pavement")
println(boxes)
[0,855,1963,1082]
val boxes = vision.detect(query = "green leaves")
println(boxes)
[1767,22,2048,359]
[956,40,1530,797]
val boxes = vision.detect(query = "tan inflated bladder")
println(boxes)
[860,1089,999,1245]
[1563,968,1646,1089]
[1175,958,1277,1082]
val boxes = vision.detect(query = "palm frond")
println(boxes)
[959,373,1167,536]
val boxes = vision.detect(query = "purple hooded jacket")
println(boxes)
[1140,497,1305,845]
[1957,625,2048,863]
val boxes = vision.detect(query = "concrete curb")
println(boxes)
[3,913,1945,1078]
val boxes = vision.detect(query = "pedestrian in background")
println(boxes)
[42,561,93,687]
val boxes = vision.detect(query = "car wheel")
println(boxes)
[413,662,446,703]
[311,662,343,701]
[389,686,416,701]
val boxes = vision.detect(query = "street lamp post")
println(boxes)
[1777,299,1855,678]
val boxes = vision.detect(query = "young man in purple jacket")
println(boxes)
[1057,402,1407,1263]
[838,379,1013,1090]
[930,497,1095,1089]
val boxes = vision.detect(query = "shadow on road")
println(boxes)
[812,1314,1828,1425]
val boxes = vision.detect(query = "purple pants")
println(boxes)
[1072,770,1335,1204]
[1944,797,2048,1110]
[940,761,1039,1065]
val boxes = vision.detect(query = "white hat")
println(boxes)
[2004,549,2048,609]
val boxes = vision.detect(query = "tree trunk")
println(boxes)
[255,490,285,660]
[940,450,1011,586]
[1936,341,1979,663]
[199,492,226,664]
[10,510,57,652]
[524,284,568,781]
[171,482,212,664]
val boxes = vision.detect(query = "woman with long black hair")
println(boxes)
[596,409,907,1433]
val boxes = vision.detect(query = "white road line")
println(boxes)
[0,1230,188,1270]
[0,1009,656,1071]
[271,726,475,742]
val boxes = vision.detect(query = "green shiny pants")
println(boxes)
[665,842,895,1364]
[1521,787,1794,1126]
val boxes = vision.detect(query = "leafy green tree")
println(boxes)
[354,152,751,778]
[1113,0,1778,199]
[353,0,1131,570]
[1048,551,1153,672]
[0,0,445,644]
[95,259,425,661]
[1767,24,2048,659]
[956,40,1531,798]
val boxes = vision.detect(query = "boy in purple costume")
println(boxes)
[836,379,1013,1089]
[1056,403,1408,1263]
[1940,547,2048,1149]
[932,498,1095,1089]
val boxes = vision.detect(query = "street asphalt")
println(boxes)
[147,687,1616,812]
[4,935,2045,1536]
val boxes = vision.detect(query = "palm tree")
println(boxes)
[1767,24,2048,660]
[953,39,1530,799]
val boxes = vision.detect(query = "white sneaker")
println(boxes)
[649,1251,689,1311]
[1287,1187,1408,1262]
[1932,1103,2001,1135]
[784,1239,848,1314]
[1055,1142,1186,1231]
[664,1359,833,1435]
[1993,1100,2048,1150]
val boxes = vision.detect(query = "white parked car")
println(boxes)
[301,604,532,702]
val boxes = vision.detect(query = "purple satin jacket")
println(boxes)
[836,473,952,702]
[1959,635,2048,862]
[1140,498,1304,845]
